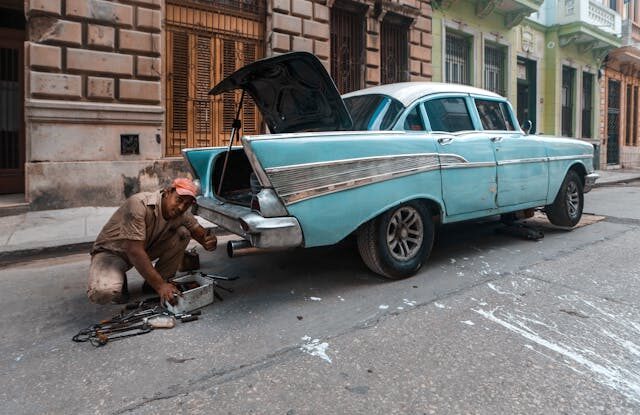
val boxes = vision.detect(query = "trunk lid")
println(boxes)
[209,51,352,134]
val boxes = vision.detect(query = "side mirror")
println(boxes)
[523,120,533,135]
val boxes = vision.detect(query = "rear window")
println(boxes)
[343,94,404,130]
[475,99,515,131]
[424,97,474,132]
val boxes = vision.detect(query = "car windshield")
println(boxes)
[343,94,404,130]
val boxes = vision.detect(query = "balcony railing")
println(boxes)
[622,19,640,46]
[558,0,621,36]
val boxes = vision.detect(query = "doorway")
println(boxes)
[516,57,536,133]
[607,79,621,165]
[0,7,25,194]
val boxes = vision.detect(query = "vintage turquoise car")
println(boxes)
[183,52,597,279]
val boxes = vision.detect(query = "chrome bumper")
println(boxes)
[584,172,598,193]
[195,197,304,249]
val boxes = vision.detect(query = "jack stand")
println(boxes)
[495,223,544,241]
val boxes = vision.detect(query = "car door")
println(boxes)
[472,97,548,207]
[423,96,498,217]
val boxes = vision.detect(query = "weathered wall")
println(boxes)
[24,0,172,209]
[267,0,433,85]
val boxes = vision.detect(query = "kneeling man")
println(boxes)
[88,178,217,305]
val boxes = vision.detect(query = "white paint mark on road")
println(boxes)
[397,306,404,310]
[300,336,332,363]
[473,305,640,404]
[457,272,465,277]
[337,296,345,302]
[307,297,322,301]
[461,320,475,326]
[403,299,417,307]
[434,302,445,309]
[379,305,389,310]
[450,258,456,264]
[15,354,23,362]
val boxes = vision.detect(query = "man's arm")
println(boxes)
[190,225,217,251]
[122,239,180,304]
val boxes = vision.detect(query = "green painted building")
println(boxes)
[431,0,621,150]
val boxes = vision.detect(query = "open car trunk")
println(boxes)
[211,148,258,207]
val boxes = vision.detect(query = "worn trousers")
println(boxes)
[87,226,191,304]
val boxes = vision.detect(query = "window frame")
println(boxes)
[421,94,477,134]
[483,42,507,97]
[445,32,472,86]
[473,97,518,132]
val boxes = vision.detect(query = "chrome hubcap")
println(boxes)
[566,181,580,218]
[386,206,423,261]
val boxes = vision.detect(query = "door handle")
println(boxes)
[490,136,503,142]
[437,137,453,145]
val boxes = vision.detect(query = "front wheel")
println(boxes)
[357,202,434,279]
[545,170,584,227]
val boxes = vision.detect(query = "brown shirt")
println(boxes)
[91,190,198,258]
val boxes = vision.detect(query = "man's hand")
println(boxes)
[192,226,217,251]
[202,230,217,251]
[157,282,181,306]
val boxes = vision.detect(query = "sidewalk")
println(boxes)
[2,168,640,264]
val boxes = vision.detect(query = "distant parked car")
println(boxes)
[183,52,597,279]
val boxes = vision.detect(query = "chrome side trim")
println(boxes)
[583,172,598,193]
[441,161,496,169]
[438,153,469,164]
[548,154,593,161]
[497,157,548,166]
[266,153,441,205]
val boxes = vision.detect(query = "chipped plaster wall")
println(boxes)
[24,0,171,210]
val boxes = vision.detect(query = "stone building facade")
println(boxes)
[0,0,433,210]
[601,0,640,168]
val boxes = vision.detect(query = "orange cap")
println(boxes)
[173,178,198,198]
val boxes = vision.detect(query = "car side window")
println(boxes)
[475,99,516,131]
[403,106,425,131]
[424,98,474,132]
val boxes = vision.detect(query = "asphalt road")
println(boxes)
[1,184,640,414]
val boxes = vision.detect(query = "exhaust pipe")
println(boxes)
[227,240,267,258]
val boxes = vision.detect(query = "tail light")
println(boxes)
[249,173,261,212]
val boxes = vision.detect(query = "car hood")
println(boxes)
[209,52,352,134]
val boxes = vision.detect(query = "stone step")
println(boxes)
[0,194,29,218]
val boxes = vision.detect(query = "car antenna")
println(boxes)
[217,90,245,196]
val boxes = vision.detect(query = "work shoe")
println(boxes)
[111,278,130,305]
[141,281,155,294]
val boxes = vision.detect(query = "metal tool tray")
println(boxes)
[165,273,215,314]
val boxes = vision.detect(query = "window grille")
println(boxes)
[581,72,593,138]
[380,17,408,84]
[626,84,633,146]
[445,33,470,85]
[330,6,364,94]
[634,86,638,146]
[561,66,575,137]
[484,44,505,96]
[607,79,621,164]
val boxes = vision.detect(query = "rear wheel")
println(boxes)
[357,202,434,279]
[545,170,584,227]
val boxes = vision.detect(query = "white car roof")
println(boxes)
[341,82,503,107]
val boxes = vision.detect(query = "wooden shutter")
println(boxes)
[165,1,265,154]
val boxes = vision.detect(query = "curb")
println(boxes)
[593,176,640,188]
[0,227,233,268]
[0,242,93,268]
